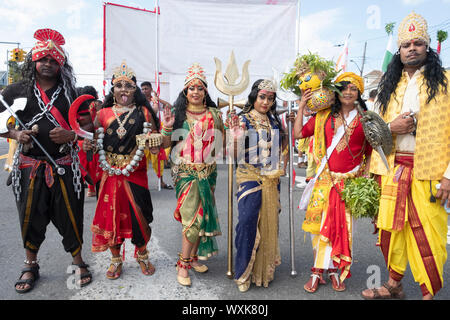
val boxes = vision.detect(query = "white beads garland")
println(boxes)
[96,122,152,177]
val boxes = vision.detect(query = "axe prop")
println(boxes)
[0,94,66,175]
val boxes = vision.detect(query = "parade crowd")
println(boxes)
[0,12,449,300]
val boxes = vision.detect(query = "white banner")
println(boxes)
[104,1,298,103]
[104,4,158,87]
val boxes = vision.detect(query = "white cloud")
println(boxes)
[298,8,343,61]
[401,0,428,5]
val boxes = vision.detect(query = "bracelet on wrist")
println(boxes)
[71,131,78,143]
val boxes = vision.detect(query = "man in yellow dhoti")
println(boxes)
[362,12,450,300]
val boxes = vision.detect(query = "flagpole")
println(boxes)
[155,0,160,95]
[295,0,301,55]
[155,0,162,191]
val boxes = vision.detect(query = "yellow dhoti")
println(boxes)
[377,154,448,296]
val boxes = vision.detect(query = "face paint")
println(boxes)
[35,56,60,79]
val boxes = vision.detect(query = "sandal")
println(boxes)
[328,269,346,292]
[237,279,250,293]
[191,254,208,273]
[176,256,192,287]
[15,263,40,294]
[106,256,123,280]
[304,268,325,293]
[362,282,405,300]
[137,249,155,276]
[71,262,92,287]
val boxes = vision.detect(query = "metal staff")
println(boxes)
[0,94,66,175]
[214,51,250,279]
[274,68,300,277]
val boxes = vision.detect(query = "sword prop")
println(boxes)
[355,101,392,172]
[69,94,95,161]
[0,94,66,175]
[214,51,250,279]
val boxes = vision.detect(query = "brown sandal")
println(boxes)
[361,282,405,300]
[106,256,123,280]
[137,249,155,276]
[304,268,325,293]
[328,268,346,292]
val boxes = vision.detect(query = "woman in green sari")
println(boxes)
[161,63,223,286]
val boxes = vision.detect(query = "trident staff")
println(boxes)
[214,51,250,278]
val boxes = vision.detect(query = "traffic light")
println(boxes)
[10,49,18,62]
[9,48,26,62]
[18,49,25,62]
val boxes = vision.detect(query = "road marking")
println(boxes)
[0,154,8,160]
[70,236,221,300]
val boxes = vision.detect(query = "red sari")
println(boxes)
[91,106,153,253]
[301,110,371,279]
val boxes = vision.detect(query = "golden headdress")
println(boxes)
[184,63,208,88]
[397,11,430,47]
[335,72,364,94]
[257,79,277,93]
[112,60,136,84]
[32,28,66,66]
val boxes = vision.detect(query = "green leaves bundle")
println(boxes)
[280,52,340,96]
[341,177,380,219]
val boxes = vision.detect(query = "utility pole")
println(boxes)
[360,41,367,77]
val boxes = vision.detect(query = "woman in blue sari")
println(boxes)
[228,79,288,292]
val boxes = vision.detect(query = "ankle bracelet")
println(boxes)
[24,259,39,265]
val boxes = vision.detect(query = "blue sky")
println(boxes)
[0,0,447,94]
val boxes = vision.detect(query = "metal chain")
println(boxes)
[70,143,83,199]
[33,83,82,195]
[29,84,62,129]
[12,144,23,201]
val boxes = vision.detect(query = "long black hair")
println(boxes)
[21,51,78,104]
[102,76,160,131]
[172,80,217,131]
[242,79,282,129]
[331,81,367,116]
[377,48,448,115]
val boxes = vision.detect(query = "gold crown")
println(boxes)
[397,11,430,47]
[184,63,207,87]
[112,60,136,84]
[257,79,277,92]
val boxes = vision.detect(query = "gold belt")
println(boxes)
[236,163,283,185]
[326,167,361,185]
[172,162,216,180]
[106,152,133,168]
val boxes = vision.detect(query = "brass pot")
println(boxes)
[307,87,334,113]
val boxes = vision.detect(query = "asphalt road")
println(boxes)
[0,138,449,306]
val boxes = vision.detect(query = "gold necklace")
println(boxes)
[112,105,136,139]
[188,114,209,150]
[249,109,270,130]
[187,103,206,114]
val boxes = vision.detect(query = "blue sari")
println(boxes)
[234,110,283,287]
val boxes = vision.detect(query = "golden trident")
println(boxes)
[214,51,250,279]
